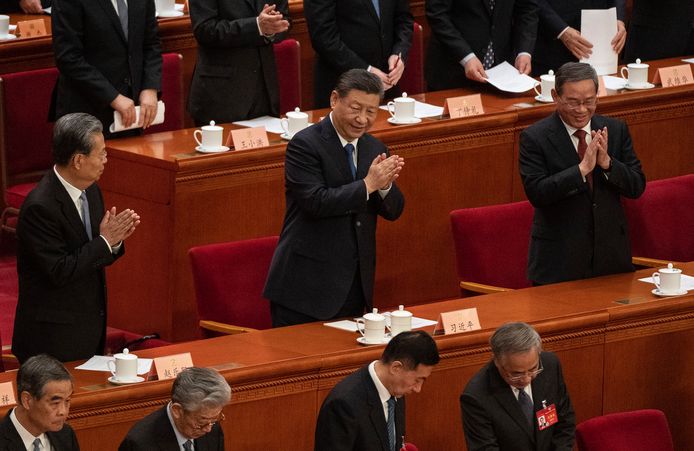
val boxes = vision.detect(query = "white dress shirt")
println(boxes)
[9,408,52,451]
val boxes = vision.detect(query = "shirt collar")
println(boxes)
[10,408,48,450]
[368,360,393,405]
[328,112,359,149]
[559,117,591,139]
[510,384,534,401]
[166,402,193,447]
[53,165,84,204]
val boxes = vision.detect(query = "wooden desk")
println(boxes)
[100,59,694,342]
[1,264,692,450]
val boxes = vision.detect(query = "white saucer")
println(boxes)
[195,145,229,153]
[624,82,655,90]
[534,95,553,103]
[387,117,422,125]
[280,132,293,140]
[157,10,184,18]
[356,336,391,346]
[651,288,688,297]
[108,376,145,385]
[0,34,17,41]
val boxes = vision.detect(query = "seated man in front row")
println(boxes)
[315,330,440,451]
[119,367,231,451]
[0,354,80,450]
[461,322,575,451]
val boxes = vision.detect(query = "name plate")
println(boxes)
[0,381,16,407]
[17,19,47,38]
[154,352,194,380]
[229,126,270,150]
[653,64,693,87]
[444,94,484,118]
[433,307,481,335]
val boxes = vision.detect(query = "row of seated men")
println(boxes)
[4,326,577,451]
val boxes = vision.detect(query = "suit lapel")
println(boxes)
[49,172,90,243]
[321,117,358,183]
[0,413,25,450]
[483,0,493,16]
[363,370,389,451]
[85,185,101,241]
[489,365,535,442]
[96,0,128,45]
[547,112,583,169]
[151,408,181,450]
[362,0,381,24]
[356,136,377,180]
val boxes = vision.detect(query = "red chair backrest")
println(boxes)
[399,22,424,95]
[622,174,694,262]
[145,53,184,134]
[273,39,302,114]
[189,236,278,332]
[576,409,674,451]
[450,201,534,289]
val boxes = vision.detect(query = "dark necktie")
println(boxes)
[183,439,193,451]
[387,397,396,451]
[344,143,356,179]
[517,389,534,428]
[79,191,93,240]
[116,0,128,39]
[574,129,593,190]
[32,438,41,451]
[483,0,495,69]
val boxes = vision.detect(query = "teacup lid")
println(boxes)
[114,348,137,360]
[660,262,681,273]
[396,92,414,102]
[629,58,648,68]
[363,307,385,321]
[202,120,222,131]
[287,107,308,118]
[391,304,412,317]
[542,69,555,81]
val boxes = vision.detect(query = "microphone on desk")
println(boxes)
[123,333,161,350]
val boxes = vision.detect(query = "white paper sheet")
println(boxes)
[324,315,438,333]
[75,355,153,375]
[682,58,694,65]
[379,101,444,118]
[232,115,284,135]
[110,100,165,133]
[602,75,627,90]
[484,62,539,93]
[638,274,694,291]
[580,8,618,75]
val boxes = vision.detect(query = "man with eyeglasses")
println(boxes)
[119,367,231,450]
[460,322,575,451]
[519,62,645,285]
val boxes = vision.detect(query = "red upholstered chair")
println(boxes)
[189,236,278,336]
[622,174,694,268]
[104,326,170,355]
[450,201,534,295]
[576,409,674,451]
[144,53,184,134]
[399,22,424,95]
[273,39,302,114]
[0,67,59,238]
[402,443,418,451]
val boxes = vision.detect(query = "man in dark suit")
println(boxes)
[188,0,289,125]
[263,69,405,327]
[461,322,575,451]
[315,331,440,451]
[305,0,413,108]
[0,355,80,451]
[0,0,50,13]
[119,367,231,450]
[624,0,694,62]
[12,113,140,363]
[425,0,538,90]
[51,0,162,136]
[519,62,645,285]
[533,0,626,76]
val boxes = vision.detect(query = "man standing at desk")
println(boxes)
[315,331,440,451]
[519,62,645,285]
[461,322,575,451]
[12,113,140,363]
[264,69,405,327]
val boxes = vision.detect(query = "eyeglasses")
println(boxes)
[558,97,597,110]
[502,357,544,383]
[190,412,225,430]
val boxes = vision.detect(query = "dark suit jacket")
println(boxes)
[263,116,404,320]
[12,171,124,363]
[624,0,694,62]
[533,0,625,76]
[461,352,575,451]
[51,0,162,131]
[519,113,645,284]
[118,406,224,451]
[305,0,413,107]
[0,411,80,451]
[188,0,288,124]
[425,0,538,90]
[315,366,405,451]
[0,0,51,13]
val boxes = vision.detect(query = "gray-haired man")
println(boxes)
[461,322,575,451]
[119,367,231,451]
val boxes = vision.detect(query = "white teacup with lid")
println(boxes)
[389,305,413,337]
[652,262,683,295]
[534,69,555,101]
[356,308,387,343]
[621,58,649,88]
[194,120,224,150]
[281,107,309,137]
[387,92,416,122]
[107,348,139,382]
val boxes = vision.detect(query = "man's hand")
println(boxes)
[515,54,532,75]
[559,27,593,60]
[138,89,158,129]
[99,207,140,246]
[369,67,394,90]
[363,154,405,193]
[612,20,627,54]
[110,94,136,128]
[463,57,488,83]
[386,54,405,87]
[594,127,611,170]
[257,4,289,36]
[579,128,607,176]
[19,0,43,14]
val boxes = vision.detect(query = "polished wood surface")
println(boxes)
[1,264,692,450]
[99,57,694,342]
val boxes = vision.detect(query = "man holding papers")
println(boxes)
[519,63,645,285]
